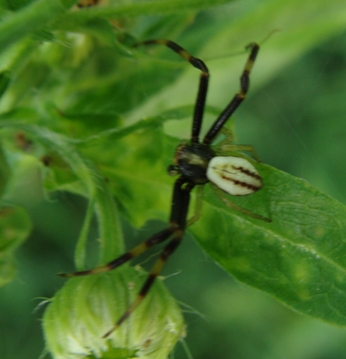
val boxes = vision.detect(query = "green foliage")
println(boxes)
[0,206,31,285]
[193,164,346,325]
[1,0,346,358]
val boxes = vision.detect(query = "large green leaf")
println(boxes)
[191,163,346,326]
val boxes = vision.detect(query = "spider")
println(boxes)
[60,39,270,338]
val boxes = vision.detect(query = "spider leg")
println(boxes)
[219,127,234,143]
[187,184,204,226]
[214,128,261,161]
[133,39,209,143]
[203,43,259,145]
[102,228,184,338]
[58,227,174,278]
[217,143,261,162]
[211,183,271,222]
[103,177,193,338]
[60,177,192,335]
[59,176,193,279]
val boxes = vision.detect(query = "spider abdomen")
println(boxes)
[207,156,263,196]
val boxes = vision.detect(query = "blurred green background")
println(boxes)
[1,0,346,358]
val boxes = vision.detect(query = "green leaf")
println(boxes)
[0,0,63,52]
[126,0,346,123]
[191,163,346,326]
[0,122,123,267]
[0,139,10,198]
[0,71,10,99]
[80,122,174,227]
[59,0,236,24]
[0,206,32,286]
[0,206,31,252]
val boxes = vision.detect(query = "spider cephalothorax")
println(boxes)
[170,141,215,184]
[60,39,269,338]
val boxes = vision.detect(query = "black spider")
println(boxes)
[60,39,269,338]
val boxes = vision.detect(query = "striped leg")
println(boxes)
[102,227,185,338]
[59,176,193,337]
[133,39,209,143]
[102,177,193,338]
[203,43,260,145]
[58,227,174,278]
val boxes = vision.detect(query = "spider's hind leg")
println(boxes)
[58,227,174,278]
[102,224,185,338]
[102,177,194,338]
[219,143,261,162]
[211,183,271,223]
[187,184,204,226]
[214,128,261,162]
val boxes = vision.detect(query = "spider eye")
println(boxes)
[167,164,179,176]
[206,156,263,196]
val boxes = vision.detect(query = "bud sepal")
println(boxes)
[43,266,185,359]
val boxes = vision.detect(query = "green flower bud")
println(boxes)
[43,266,185,359]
